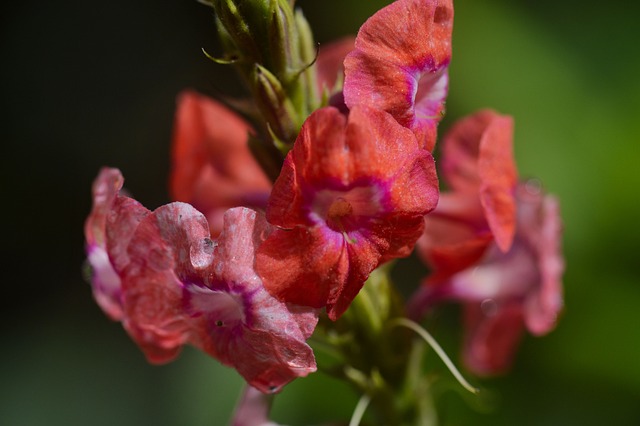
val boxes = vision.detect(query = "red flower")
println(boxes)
[256,105,439,320]
[169,91,272,236]
[343,0,454,151]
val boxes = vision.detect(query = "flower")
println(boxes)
[169,90,272,236]
[451,182,563,375]
[343,0,454,151]
[410,110,564,375]
[256,105,439,320]
[85,168,317,392]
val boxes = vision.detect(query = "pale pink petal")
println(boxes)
[201,208,318,393]
[231,386,279,426]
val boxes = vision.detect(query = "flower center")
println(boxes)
[186,285,245,328]
[311,185,382,234]
[327,197,353,221]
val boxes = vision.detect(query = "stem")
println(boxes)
[348,393,371,426]
[389,318,479,395]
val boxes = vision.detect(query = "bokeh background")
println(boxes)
[2,0,639,424]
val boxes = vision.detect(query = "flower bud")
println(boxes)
[252,64,300,148]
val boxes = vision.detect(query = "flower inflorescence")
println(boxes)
[84,0,564,423]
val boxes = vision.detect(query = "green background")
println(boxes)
[2,0,639,424]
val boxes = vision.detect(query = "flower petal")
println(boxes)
[169,90,271,235]
[122,202,211,364]
[462,302,525,376]
[441,110,517,251]
[85,168,149,320]
[344,0,453,150]
[207,208,318,392]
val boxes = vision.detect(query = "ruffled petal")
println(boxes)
[206,208,318,392]
[344,0,453,150]
[84,168,149,320]
[122,202,211,364]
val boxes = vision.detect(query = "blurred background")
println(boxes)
[2,0,639,424]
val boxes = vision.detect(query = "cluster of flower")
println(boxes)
[84,0,563,421]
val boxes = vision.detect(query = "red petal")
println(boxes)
[169,91,271,235]
[344,0,453,150]
[257,226,348,309]
[441,110,517,251]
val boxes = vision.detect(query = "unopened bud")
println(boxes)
[253,64,299,148]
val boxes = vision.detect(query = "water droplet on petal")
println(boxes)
[481,298,498,317]
[524,178,542,195]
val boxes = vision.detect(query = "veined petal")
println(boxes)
[257,226,348,309]
[344,0,453,150]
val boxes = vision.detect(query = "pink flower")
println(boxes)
[343,0,454,151]
[410,111,564,375]
[450,183,563,375]
[169,90,272,236]
[85,168,317,392]
[256,105,439,320]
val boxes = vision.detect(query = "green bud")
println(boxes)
[211,0,263,63]
[253,64,299,148]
